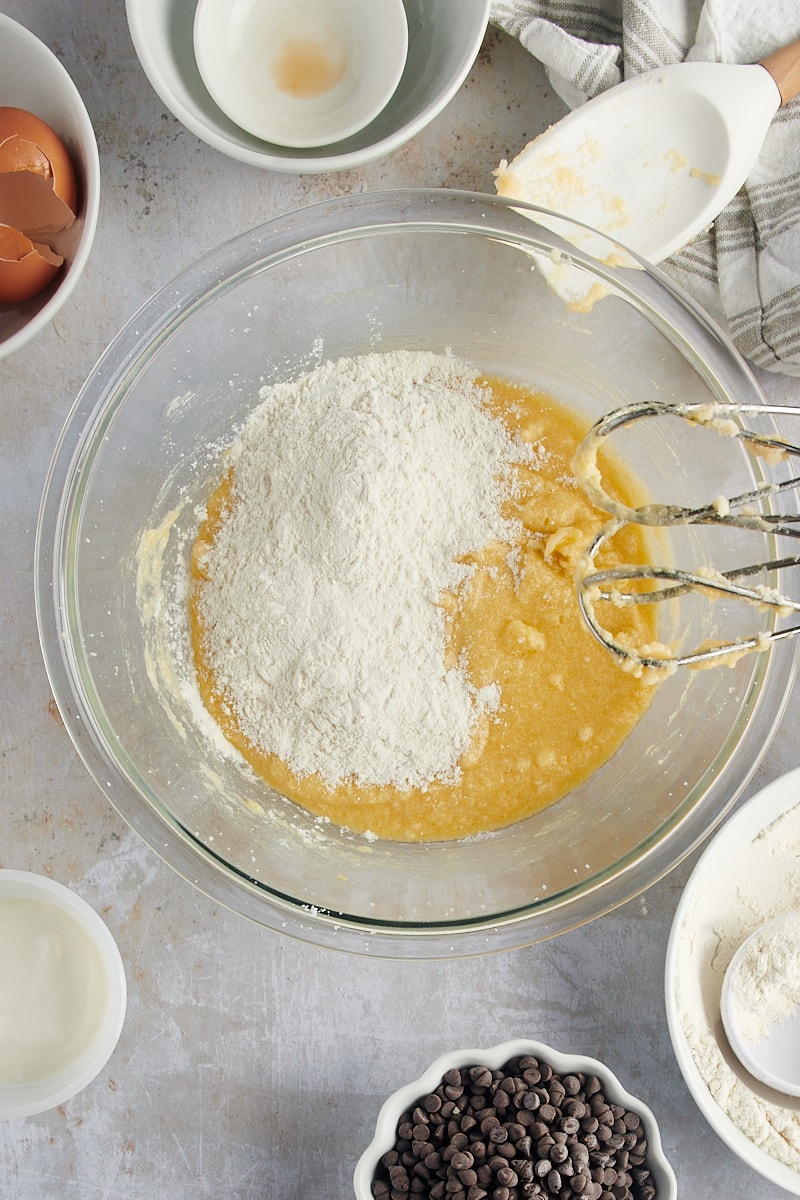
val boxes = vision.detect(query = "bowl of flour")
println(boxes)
[666,766,800,1194]
[35,189,800,956]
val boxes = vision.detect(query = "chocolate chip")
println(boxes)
[370,1057,657,1200]
[570,1144,590,1170]
[515,1135,532,1158]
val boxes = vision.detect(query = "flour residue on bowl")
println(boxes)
[135,500,241,766]
[187,349,657,842]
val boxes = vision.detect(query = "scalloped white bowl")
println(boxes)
[353,1038,677,1200]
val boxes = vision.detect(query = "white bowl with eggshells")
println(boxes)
[0,13,100,359]
[665,765,800,1195]
[0,870,126,1119]
[353,1038,677,1200]
[126,0,490,171]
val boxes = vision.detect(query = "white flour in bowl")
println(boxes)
[193,349,535,790]
[725,911,800,1047]
[673,799,800,1172]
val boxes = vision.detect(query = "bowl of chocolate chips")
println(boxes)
[353,1039,676,1200]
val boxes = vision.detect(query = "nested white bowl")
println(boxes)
[126,0,490,171]
[193,0,409,148]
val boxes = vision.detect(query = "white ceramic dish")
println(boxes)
[0,870,126,1119]
[193,0,408,148]
[665,766,800,1195]
[126,0,490,171]
[353,1038,677,1200]
[0,13,100,360]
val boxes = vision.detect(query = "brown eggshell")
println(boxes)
[0,108,78,303]
[0,106,78,213]
[0,156,77,239]
[0,222,63,303]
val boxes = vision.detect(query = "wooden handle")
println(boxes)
[760,39,800,106]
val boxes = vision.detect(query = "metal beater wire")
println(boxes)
[574,400,800,669]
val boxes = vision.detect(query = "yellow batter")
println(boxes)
[190,376,656,842]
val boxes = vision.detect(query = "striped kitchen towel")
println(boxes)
[490,0,800,375]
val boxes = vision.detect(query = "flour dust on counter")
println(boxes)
[189,349,657,841]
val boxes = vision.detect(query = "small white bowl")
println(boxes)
[354,1038,677,1200]
[0,14,100,360]
[127,0,490,172]
[193,0,408,148]
[0,870,126,1120]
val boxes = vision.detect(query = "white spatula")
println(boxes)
[496,40,800,264]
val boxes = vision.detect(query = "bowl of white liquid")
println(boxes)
[0,870,126,1118]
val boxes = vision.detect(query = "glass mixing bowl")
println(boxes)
[35,190,799,957]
